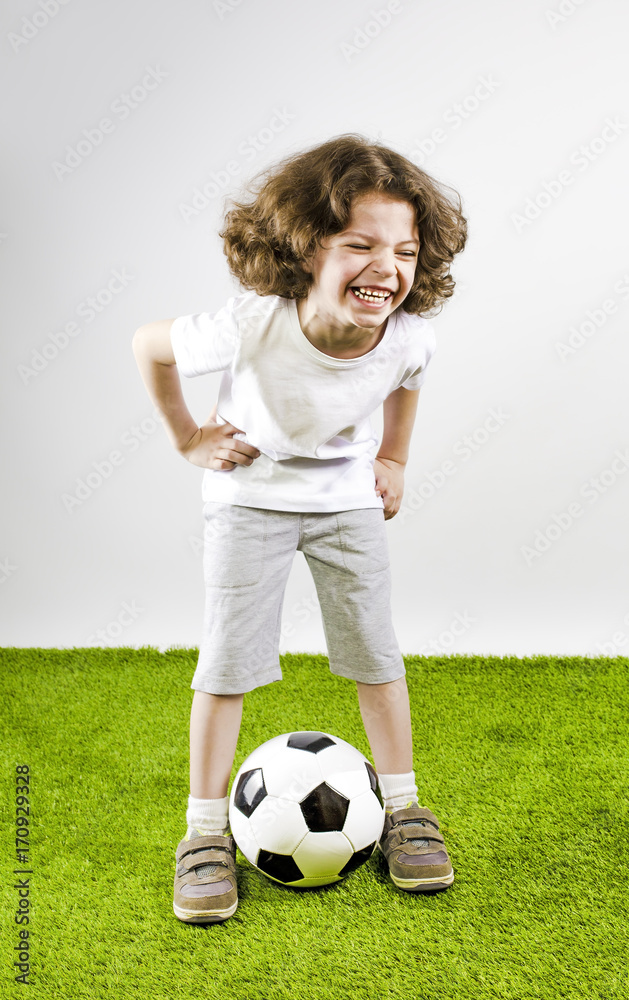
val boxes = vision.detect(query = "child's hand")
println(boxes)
[374,458,405,520]
[179,415,261,471]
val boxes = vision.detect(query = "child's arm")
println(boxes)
[132,320,199,452]
[374,386,421,520]
[132,320,260,470]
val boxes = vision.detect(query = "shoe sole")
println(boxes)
[390,870,454,892]
[173,900,238,924]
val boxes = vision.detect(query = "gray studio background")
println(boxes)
[2,0,628,657]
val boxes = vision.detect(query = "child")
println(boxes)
[132,133,467,923]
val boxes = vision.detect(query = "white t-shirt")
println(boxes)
[170,290,436,512]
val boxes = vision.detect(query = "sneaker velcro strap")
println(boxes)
[410,806,440,827]
[386,825,445,852]
[390,806,440,828]
[176,835,233,862]
[178,848,235,873]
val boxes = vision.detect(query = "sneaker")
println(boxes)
[378,803,454,892]
[173,829,238,923]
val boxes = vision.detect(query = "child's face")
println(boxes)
[303,191,419,328]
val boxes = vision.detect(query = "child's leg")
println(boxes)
[355,676,412,774]
[299,509,452,890]
[174,690,243,924]
[186,689,244,835]
[189,689,244,799]
[355,676,420,809]
[357,674,454,891]
[299,508,418,806]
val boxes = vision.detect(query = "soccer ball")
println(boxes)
[228,731,385,888]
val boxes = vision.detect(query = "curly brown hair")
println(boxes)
[219,133,468,317]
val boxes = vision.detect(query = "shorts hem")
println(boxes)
[329,662,406,684]
[191,668,283,696]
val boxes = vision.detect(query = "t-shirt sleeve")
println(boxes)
[398,319,437,390]
[170,297,239,377]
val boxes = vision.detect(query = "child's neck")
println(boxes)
[296,300,387,359]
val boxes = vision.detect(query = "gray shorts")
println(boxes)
[192,502,405,695]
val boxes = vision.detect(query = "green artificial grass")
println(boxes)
[2,649,628,1000]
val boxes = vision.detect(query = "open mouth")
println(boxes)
[349,286,393,306]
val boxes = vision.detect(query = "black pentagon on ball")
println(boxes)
[300,782,349,832]
[365,761,384,807]
[287,731,336,753]
[233,767,267,818]
[257,849,304,884]
[339,842,376,877]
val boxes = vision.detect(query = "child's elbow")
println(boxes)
[132,326,148,362]
[132,320,177,365]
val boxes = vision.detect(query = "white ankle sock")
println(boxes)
[378,771,418,812]
[186,795,230,837]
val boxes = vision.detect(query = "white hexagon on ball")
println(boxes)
[261,749,323,800]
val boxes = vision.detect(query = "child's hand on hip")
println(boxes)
[179,414,261,471]
[374,458,405,519]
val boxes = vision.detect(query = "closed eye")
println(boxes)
[348,244,417,256]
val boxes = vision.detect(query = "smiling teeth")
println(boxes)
[352,287,392,302]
